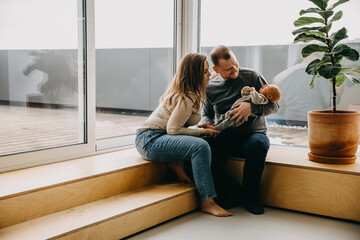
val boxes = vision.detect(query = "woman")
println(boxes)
[135,53,232,217]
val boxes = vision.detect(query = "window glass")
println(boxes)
[201,0,360,148]
[95,0,174,150]
[0,0,86,156]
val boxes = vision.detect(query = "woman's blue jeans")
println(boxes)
[135,129,217,200]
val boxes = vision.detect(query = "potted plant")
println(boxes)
[293,0,360,163]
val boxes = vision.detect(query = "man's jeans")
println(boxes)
[135,129,217,200]
[205,131,270,204]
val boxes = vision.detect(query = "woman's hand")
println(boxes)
[199,127,220,138]
[198,123,216,129]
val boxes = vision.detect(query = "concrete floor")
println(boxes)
[125,207,360,240]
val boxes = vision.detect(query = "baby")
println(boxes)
[214,84,281,131]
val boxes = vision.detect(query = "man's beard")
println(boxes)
[224,72,239,81]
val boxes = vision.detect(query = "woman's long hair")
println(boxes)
[160,53,207,112]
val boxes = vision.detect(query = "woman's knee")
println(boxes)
[192,138,212,162]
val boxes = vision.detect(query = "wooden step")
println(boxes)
[0,148,168,228]
[0,183,198,240]
[226,145,360,222]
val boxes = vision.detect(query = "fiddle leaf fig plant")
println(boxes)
[293,0,360,113]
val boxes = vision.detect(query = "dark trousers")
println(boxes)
[205,131,270,208]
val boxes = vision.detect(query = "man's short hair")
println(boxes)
[210,45,232,66]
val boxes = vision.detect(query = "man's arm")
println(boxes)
[229,73,279,123]
[201,95,215,125]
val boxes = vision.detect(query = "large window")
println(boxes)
[1,0,358,172]
[200,0,360,148]
[94,0,175,150]
[0,0,89,171]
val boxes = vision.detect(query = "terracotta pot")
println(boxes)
[308,110,360,164]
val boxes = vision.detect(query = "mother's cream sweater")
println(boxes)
[138,95,201,136]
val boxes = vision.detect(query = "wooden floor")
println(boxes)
[0,104,309,156]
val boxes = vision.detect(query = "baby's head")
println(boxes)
[259,85,281,103]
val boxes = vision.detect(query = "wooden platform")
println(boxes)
[227,145,360,222]
[0,146,359,239]
[0,148,199,239]
[0,104,359,238]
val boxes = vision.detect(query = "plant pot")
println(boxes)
[308,110,360,164]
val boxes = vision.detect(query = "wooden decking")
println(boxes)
[1,104,309,156]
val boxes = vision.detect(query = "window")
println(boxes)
[94,0,175,150]
[200,0,360,148]
[0,0,90,171]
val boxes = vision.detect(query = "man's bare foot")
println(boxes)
[201,198,232,217]
[168,162,192,183]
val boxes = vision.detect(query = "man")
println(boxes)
[199,45,279,215]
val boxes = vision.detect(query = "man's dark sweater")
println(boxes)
[202,68,279,135]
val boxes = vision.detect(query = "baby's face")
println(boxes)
[259,85,271,95]
[260,85,281,103]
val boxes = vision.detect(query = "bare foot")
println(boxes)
[201,198,232,217]
[168,162,192,183]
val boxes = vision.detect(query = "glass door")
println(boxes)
[94,0,175,150]
[0,0,93,171]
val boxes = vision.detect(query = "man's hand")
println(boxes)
[198,123,216,129]
[229,102,251,124]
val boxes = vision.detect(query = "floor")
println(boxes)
[125,207,360,240]
[0,105,309,156]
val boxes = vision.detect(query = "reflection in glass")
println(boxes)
[0,0,85,156]
[23,50,78,106]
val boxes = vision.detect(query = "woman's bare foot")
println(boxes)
[168,162,192,183]
[201,198,232,217]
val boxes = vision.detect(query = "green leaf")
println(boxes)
[330,27,348,47]
[321,10,334,19]
[319,23,332,33]
[292,26,322,35]
[309,0,328,10]
[306,59,321,74]
[335,73,347,87]
[294,32,326,44]
[340,48,359,61]
[329,11,343,23]
[301,44,329,57]
[324,52,343,64]
[300,8,321,15]
[341,66,360,84]
[310,73,321,89]
[318,64,342,79]
[329,0,350,11]
[300,8,334,20]
[294,17,324,27]
[332,45,360,61]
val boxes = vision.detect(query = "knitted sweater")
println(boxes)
[202,68,279,135]
[139,95,201,136]
[214,86,269,130]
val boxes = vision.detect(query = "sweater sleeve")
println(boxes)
[201,93,215,125]
[166,97,201,136]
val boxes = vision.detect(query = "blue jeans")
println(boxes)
[135,129,217,200]
[205,131,270,203]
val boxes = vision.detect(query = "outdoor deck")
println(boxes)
[1,105,309,156]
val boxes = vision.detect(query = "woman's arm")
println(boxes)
[166,97,201,136]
